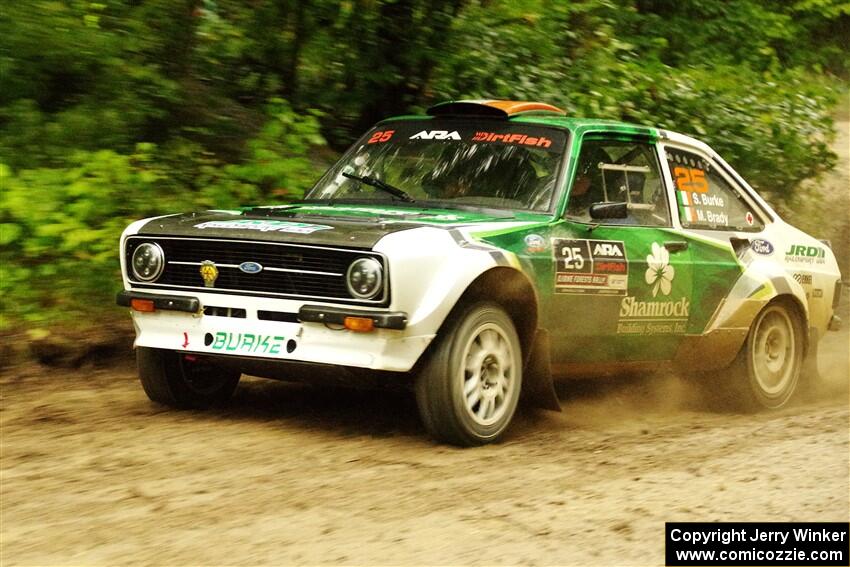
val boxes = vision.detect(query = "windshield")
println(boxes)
[304,119,568,212]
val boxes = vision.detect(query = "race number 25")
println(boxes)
[673,167,708,193]
[367,130,395,144]
[560,246,585,270]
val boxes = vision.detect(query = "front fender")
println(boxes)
[375,227,514,339]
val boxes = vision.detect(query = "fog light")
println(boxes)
[344,316,375,332]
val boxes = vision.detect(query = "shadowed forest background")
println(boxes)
[1,0,848,354]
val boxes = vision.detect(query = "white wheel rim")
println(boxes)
[752,307,796,396]
[460,323,516,426]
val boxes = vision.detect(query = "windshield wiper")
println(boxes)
[342,172,414,203]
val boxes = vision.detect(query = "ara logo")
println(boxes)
[750,239,774,255]
[409,130,461,140]
[593,242,624,257]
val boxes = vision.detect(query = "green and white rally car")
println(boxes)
[118,100,843,446]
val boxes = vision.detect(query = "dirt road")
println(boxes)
[2,306,847,565]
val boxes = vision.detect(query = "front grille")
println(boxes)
[126,236,386,304]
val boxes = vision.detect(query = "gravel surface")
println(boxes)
[1,311,846,565]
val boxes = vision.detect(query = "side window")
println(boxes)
[665,147,764,231]
[566,138,671,227]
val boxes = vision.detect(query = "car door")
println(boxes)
[659,143,764,335]
[541,134,695,364]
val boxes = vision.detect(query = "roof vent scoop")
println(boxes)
[426,99,566,118]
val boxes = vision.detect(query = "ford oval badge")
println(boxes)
[750,239,774,255]
[239,261,264,274]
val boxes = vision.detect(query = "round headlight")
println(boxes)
[131,242,165,282]
[346,257,383,300]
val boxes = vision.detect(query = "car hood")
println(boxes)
[136,204,550,249]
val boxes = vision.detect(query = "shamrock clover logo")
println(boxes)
[645,242,675,297]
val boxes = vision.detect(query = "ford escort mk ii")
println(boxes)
[118,100,843,445]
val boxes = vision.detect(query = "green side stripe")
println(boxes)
[665,229,732,252]
[468,221,550,239]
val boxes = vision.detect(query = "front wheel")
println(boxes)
[137,347,241,409]
[415,302,523,446]
[728,301,805,410]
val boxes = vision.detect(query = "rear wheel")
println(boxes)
[727,301,804,410]
[415,302,522,446]
[137,347,241,409]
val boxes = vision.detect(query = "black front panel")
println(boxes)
[125,236,386,304]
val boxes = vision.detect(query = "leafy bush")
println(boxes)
[430,2,839,198]
[0,102,326,330]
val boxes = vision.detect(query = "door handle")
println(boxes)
[664,241,688,253]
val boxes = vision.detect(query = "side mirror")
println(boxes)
[589,201,628,220]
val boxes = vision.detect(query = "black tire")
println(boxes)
[415,301,523,446]
[725,300,805,410]
[137,347,241,409]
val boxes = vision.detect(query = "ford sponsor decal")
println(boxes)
[239,261,263,274]
[751,239,774,255]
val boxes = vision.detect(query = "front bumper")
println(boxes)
[117,290,427,372]
[117,290,199,313]
[298,304,407,330]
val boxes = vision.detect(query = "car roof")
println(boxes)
[385,99,710,152]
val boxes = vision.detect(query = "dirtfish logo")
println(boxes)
[409,130,461,140]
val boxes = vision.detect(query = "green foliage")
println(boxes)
[429,0,839,195]
[0,0,847,333]
[0,103,326,329]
